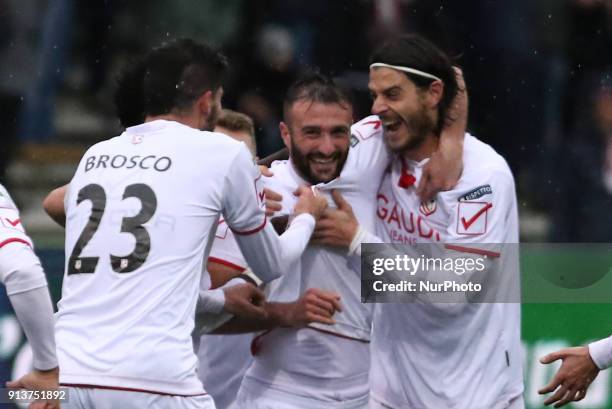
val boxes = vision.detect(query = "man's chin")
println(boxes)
[306,170,333,184]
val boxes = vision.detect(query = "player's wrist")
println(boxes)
[588,337,612,370]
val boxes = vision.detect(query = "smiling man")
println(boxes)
[312,34,524,409]
[234,70,468,408]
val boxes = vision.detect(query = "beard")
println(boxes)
[384,102,436,154]
[290,137,349,184]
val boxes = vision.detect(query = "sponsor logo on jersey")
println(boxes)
[457,201,492,235]
[458,184,492,202]
[377,193,441,242]
[350,134,360,147]
[419,199,437,216]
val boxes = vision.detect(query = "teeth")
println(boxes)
[312,158,334,164]
[383,120,401,129]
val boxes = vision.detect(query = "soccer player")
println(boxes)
[232,71,466,409]
[0,184,59,409]
[54,39,327,409]
[314,34,524,409]
[538,338,606,407]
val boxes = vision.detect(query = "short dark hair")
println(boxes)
[143,38,228,116]
[216,109,255,138]
[114,56,146,128]
[113,38,228,126]
[370,34,458,134]
[282,73,352,123]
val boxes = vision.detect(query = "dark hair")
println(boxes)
[114,57,146,128]
[283,72,352,123]
[370,34,458,134]
[113,38,228,126]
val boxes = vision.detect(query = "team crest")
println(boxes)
[419,199,437,216]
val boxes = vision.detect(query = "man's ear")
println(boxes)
[426,80,444,109]
[279,122,292,151]
[197,90,214,118]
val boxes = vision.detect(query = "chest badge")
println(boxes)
[419,199,437,216]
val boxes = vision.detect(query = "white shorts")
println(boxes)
[63,387,216,409]
[233,380,369,409]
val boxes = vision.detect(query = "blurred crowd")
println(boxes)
[1,0,611,241]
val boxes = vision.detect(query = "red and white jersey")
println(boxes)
[0,184,48,294]
[197,222,253,409]
[56,119,309,395]
[0,184,33,251]
[242,116,390,402]
[371,133,523,409]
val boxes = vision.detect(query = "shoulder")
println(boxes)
[350,115,384,144]
[462,133,514,183]
[440,134,515,204]
[265,160,295,191]
[0,184,16,210]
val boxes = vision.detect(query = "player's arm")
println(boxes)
[0,243,59,401]
[42,184,68,227]
[538,341,604,407]
[417,66,468,201]
[214,287,342,334]
[221,145,326,283]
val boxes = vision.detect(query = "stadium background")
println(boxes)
[0,0,611,407]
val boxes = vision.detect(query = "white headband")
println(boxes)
[369,62,442,82]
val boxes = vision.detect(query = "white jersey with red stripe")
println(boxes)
[239,116,389,404]
[370,133,523,409]
[56,119,312,396]
[197,221,254,409]
[0,184,33,250]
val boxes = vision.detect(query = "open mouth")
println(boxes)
[383,119,402,133]
[311,157,336,165]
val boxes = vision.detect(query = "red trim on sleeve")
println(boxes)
[208,257,246,272]
[0,238,31,249]
[444,244,500,258]
[231,216,267,236]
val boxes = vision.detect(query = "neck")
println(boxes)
[145,112,200,129]
[402,133,439,162]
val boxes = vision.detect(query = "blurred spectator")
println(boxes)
[18,0,73,143]
[550,72,612,241]
[0,0,42,184]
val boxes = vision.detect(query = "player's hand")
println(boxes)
[538,346,600,407]
[311,190,358,249]
[6,367,60,409]
[294,186,328,220]
[285,288,342,327]
[263,187,282,217]
[417,66,467,201]
[259,165,273,177]
[223,283,268,321]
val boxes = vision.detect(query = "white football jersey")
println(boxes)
[0,184,49,294]
[241,116,390,402]
[56,119,312,395]
[0,184,33,251]
[197,221,253,409]
[371,134,523,409]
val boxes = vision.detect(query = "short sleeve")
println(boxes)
[208,220,247,271]
[221,145,267,235]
